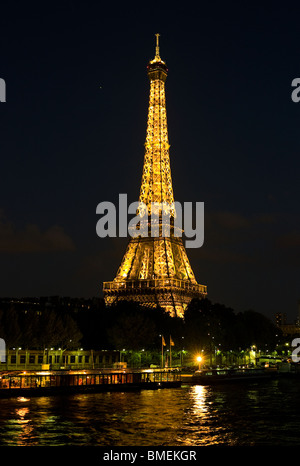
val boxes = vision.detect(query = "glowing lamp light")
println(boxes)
[196,355,203,370]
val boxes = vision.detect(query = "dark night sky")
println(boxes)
[0,2,299,322]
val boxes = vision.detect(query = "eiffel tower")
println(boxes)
[103,34,207,318]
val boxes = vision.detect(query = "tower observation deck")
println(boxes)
[103,34,207,318]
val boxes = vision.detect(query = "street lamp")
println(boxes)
[196,355,202,371]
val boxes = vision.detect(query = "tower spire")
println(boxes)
[150,33,165,65]
[155,33,161,60]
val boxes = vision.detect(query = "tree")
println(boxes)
[235,310,279,350]
[184,298,280,355]
[0,305,22,348]
[107,303,156,351]
[36,310,82,349]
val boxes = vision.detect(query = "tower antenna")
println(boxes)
[155,33,161,60]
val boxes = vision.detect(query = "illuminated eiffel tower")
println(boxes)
[103,35,207,317]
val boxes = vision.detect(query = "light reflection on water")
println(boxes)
[0,379,300,446]
[191,385,208,416]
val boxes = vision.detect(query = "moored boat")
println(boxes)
[190,367,274,385]
[0,368,181,397]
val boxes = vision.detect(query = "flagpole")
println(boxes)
[170,336,175,368]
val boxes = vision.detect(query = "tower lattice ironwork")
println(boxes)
[103,34,207,317]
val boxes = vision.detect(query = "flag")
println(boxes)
[170,336,175,346]
[162,335,166,346]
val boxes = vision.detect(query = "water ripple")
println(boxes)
[0,379,299,445]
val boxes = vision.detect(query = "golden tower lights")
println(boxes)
[103,35,207,317]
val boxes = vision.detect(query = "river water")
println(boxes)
[0,378,299,446]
